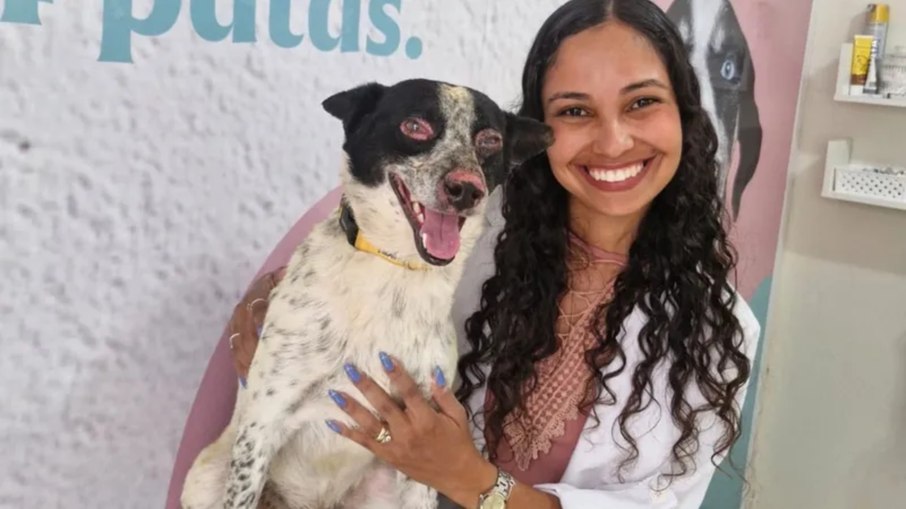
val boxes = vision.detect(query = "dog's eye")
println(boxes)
[721,59,737,81]
[718,53,744,85]
[400,118,435,141]
[475,129,503,154]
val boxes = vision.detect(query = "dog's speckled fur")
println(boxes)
[180,79,552,509]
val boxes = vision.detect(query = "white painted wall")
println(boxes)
[0,1,563,506]
[748,1,906,508]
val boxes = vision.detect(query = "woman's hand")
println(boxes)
[326,353,498,508]
[227,266,286,384]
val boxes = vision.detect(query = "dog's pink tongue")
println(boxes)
[420,208,460,260]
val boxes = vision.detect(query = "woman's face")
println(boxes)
[542,21,683,229]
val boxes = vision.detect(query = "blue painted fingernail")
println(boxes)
[328,389,347,408]
[379,352,394,372]
[344,363,361,383]
[239,377,247,389]
[434,366,446,388]
[326,420,341,433]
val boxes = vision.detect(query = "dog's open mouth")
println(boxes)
[389,173,466,265]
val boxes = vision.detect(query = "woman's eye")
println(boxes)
[559,107,588,117]
[630,97,659,110]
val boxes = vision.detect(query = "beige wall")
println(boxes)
[748,1,906,508]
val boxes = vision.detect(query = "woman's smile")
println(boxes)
[571,155,658,192]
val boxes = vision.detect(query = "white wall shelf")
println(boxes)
[822,139,906,211]
[834,43,906,108]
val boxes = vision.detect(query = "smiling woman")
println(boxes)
[542,22,684,231]
[455,4,758,506]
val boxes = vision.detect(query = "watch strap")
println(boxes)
[477,468,515,508]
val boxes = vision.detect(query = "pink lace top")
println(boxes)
[486,231,627,486]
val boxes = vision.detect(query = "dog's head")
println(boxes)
[667,0,763,216]
[323,79,552,266]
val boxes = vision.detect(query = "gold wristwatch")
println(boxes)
[477,468,515,509]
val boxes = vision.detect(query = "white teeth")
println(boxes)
[413,202,425,224]
[588,162,645,183]
[421,233,428,246]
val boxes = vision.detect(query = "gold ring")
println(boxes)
[228,332,240,350]
[247,297,267,312]
[374,426,392,444]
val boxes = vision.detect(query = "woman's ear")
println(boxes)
[504,113,554,168]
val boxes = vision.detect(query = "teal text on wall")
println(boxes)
[0,0,424,63]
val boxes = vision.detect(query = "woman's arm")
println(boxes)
[435,458,562,509]
[444,466,564,509]
[227,266,286,381]
[326,356,564,509]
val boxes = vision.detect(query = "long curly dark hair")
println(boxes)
[456,0,750,483]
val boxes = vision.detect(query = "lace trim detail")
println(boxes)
[500,238,626,470]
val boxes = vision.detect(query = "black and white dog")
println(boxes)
[667,0,763,218]
[180,79,552,509]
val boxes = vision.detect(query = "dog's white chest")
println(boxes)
[254,237,464,506]
[261,230,464,407]
[322,258,460,384]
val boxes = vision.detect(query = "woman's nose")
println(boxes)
[591,118,634,158]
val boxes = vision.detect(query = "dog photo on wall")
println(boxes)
[666,0,764,219]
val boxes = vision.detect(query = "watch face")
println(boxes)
[482,493,506,509]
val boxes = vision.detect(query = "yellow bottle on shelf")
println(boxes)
[851,34,875,95]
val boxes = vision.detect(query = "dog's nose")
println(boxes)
[443,172,486,210]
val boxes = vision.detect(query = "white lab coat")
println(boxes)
[450,192,762,508]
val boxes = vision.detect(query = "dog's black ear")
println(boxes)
[505,113,554,168]
[732,67,763,218]
[322,82,387,132]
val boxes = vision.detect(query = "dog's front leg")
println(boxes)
[221,338,329,508]
[222,394,288,509]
